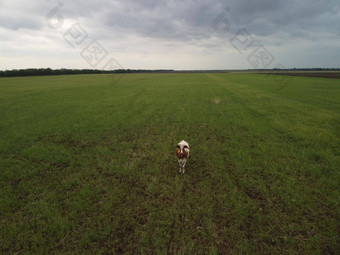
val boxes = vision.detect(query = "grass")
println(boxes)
[0,73,339,254]
[256,71,340,79]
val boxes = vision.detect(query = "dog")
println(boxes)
[176,140,190,174]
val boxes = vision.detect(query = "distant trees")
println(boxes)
[0,68,339,78]
[0,68,175,77]
[0,68,109,77]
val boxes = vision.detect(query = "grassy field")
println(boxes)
[1,73,339,254]
[256,71,340,79]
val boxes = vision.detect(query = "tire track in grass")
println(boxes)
[203,73,301,252]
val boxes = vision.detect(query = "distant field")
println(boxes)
[257,71,340,79]
[1,73,339,254]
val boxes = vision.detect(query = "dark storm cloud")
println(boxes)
[2,0,338,40]
[85,0,340,40]
[96,0,224,41]
[227,0,340,36]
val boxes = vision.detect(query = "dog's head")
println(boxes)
[176,140,190,159]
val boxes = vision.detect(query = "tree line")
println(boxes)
[0,68,175,77]
[0,68,339,77]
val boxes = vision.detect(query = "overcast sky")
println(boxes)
[0,0,339,70]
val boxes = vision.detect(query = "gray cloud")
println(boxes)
[74,0,340,40]
[228,0,340,37]
[0,0,339,69]
[0,1,53,31]
[1,0,339,38]
[96,0,222,41]
[0,15,42,31]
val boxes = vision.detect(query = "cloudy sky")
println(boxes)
[0,0,339,70]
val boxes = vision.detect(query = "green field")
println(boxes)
[1,73,339,254]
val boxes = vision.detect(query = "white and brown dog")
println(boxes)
[176,140,190,174]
